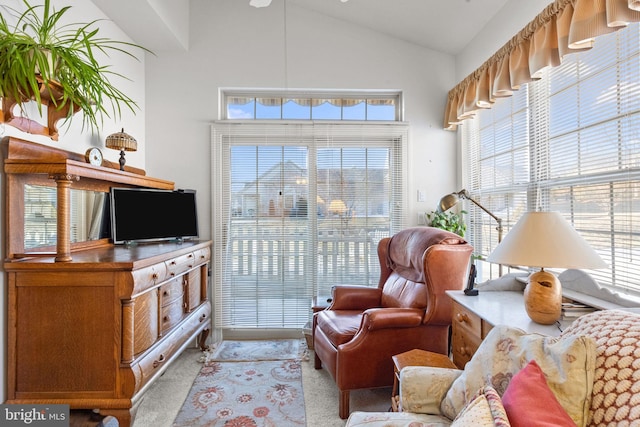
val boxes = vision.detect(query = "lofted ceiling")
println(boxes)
[287,0,510,55]
[93,0,510,56]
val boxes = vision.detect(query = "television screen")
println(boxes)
[110,187,199,244]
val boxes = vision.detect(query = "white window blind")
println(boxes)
[463,22,640,294]
[212,122,408,329]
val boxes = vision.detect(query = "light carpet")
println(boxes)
[134,341,391,427]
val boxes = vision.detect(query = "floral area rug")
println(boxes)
[173,340,306,426]
[208,339,308,362]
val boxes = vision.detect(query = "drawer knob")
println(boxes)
[152,273,158,279]
[200,313,206,322]
[456,313,469,323]
[153,354,166,368]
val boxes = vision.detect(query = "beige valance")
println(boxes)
[444,0,640,130]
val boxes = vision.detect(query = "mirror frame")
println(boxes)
[2,136,173,261]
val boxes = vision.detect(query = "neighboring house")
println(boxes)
[233,160,389,220]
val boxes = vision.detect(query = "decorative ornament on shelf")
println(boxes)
[487,211,607,325]
[84,147,103,167]
[105,128,137,171]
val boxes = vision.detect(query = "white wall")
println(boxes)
[0,0,146,403]
[143,0,459,240]
[456,0,553,82]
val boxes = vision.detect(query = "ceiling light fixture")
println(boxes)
[250,0,272,8]
[250,0,348,8]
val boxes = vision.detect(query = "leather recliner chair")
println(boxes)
[313,226,474,419]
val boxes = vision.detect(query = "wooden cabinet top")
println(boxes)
[4,240,212,271]
[446,290,568,336]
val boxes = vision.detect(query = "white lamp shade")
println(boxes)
[487,211,607,269]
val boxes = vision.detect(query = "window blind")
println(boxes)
[463,22,640,294]
[212,122,408,330]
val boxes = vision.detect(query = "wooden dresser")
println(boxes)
[447,290,569,368]
[2,137,211,427]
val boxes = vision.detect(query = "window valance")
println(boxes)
[444,0,640,130]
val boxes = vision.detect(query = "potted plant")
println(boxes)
[0,0,152,135]
[425,209,467,237]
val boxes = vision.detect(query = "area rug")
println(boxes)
[173,359,305,427]
[173,340,306,426]
[209,339,307,362]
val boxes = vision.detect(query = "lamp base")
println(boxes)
[118,150,126,171]
[524,269,562,325]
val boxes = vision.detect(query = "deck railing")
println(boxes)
[226,219,387,288]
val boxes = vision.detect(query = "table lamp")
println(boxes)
[105,128,137,171]
[487,211,607,324]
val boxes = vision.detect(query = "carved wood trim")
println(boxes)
[2,136,175,261]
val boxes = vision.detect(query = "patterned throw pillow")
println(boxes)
[560,309,640,427]
[451,385,511,427]
[441,325,596,427]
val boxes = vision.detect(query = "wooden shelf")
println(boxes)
[0,76,82,141]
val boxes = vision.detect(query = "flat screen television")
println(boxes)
[110,187,199,244]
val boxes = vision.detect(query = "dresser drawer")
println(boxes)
[159,278,185,306]
[134,302,211,394]
[451,325,482,368]
[452,301,482,336]
[193,247,211,264]
[451,300,483,368]
[161,298,186,333]
[131,263,169,294]
[166,252,197,277]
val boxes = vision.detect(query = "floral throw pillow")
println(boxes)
[440,325,596,427]
[451,385,510,427]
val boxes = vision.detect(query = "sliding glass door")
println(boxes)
[212,123,407,330]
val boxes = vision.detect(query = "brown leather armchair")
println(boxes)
[312,226,473,419]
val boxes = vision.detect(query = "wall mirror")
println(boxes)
[23,185,109,251]
[3,136,173,261]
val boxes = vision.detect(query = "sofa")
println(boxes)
[345,308,640,427]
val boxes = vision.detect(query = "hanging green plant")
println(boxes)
[426,209,467,237]
[0,0,152,135]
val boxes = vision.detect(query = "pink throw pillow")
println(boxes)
[502,360,577,427]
